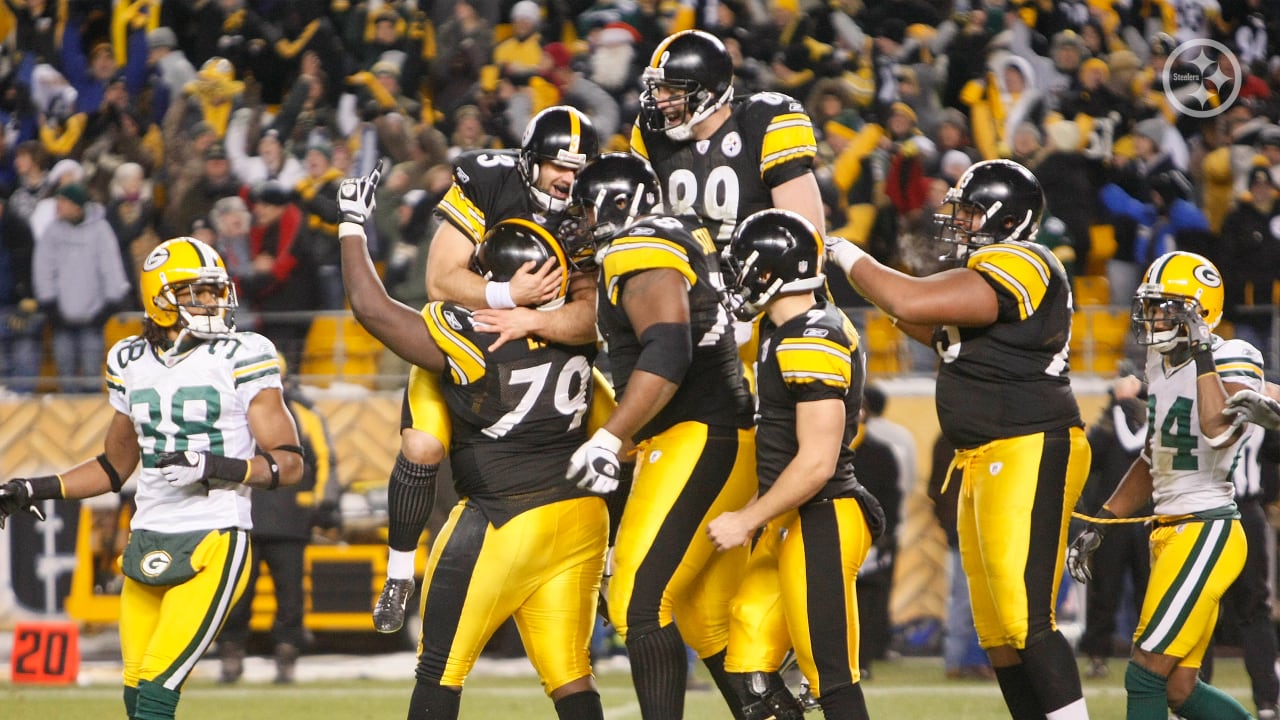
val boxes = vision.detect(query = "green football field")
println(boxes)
[0,656,1260,719]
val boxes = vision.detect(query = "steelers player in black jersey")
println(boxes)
[339,168,609,720]
[711,209,886,720]
[632,30,825,248]
[568,154,758,719]
[826,159,1091,719]
[372,106,603,635]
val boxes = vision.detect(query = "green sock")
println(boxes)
[1124,661,1170,720]
[123,684,139,718]
[134,679,180,720]
[1176,679,1253,720]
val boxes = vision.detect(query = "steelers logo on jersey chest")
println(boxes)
[721,132,742,158]
[141,550,173,578]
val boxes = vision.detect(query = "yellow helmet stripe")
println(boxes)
[650,32,682,69]
[568,109,581,154]
[501,218,570,298]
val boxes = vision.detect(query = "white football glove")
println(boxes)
[337,159,387,225]
[1066,525,1105,584]
[156,450,211,488]
[1224,389,1280,431]
[567,428,623,494]
[155,450,248,488]
[824,235,869,275]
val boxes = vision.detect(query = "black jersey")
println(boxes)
[596,215,753,439]
[933,242,1084,449]
[631,92,817,246]
[420,301,597,526]
[755,299,882,535]
[434,149,565,245]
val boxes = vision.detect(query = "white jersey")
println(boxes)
[1143,336,1264,516]
[104,332,282,533]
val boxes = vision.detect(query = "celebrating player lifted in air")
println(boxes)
[338,165,611,720]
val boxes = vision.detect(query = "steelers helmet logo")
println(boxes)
[1192,263,1221,288]
[141,550,172,578]
[143,246,171,272]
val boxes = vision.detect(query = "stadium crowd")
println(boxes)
[0,0,1278,393]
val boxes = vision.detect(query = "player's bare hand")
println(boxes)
[471,307,544,351]
[508,258,562,307]
[706,511,752,551]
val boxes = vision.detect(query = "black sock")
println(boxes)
[817,682,870,720]
[387,453,438,552]
[625,624,688,720]
[1019,631,1084,713]
[700,650,746,720]
[406,680,461,720]
[994,664,1047,720]
[554,690,604,720]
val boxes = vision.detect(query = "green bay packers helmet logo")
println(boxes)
[143,246,170,272]
[141,550,173,577]
[1192,263,1221,288]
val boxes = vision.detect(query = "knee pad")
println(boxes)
[737,671,805,720]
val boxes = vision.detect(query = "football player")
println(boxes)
[372,106,602,634]
[632,30,825,247]
[825,159,1092,718]
[339,173,610,720]
[0,237,304,720]
[711,209,886,720]
[1068,251,1262,720]
[568,153,759,719]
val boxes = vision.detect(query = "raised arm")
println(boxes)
[337,167,446,372]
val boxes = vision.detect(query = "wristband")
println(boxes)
[1193,349,1215,378]
[485,281,517,309]
[338,221,367,240]
[26,475,65,500]
[206,454,251,483]
[1094,506,1117,534]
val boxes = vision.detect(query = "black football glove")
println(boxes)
[0,478,50,529]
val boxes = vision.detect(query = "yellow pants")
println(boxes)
[1135,516,1246,666]
[415,496,608,693]
[119,528,251,692]
[607,422,756,657]
[954,427,1090,649]
[725,498,873,697]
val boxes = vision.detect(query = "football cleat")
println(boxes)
[373,577,416,633]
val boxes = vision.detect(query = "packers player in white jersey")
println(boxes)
[0,237,303,720]
[1068,251,1264,720]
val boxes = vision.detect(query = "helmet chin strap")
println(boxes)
[663,86,733,141]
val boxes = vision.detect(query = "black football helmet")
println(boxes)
[519,105,600,214]
[722,209,825,321]
[639,30,734,141]
[570,153,662,259]
[474,218,570,309]
[934,159,1044,262]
